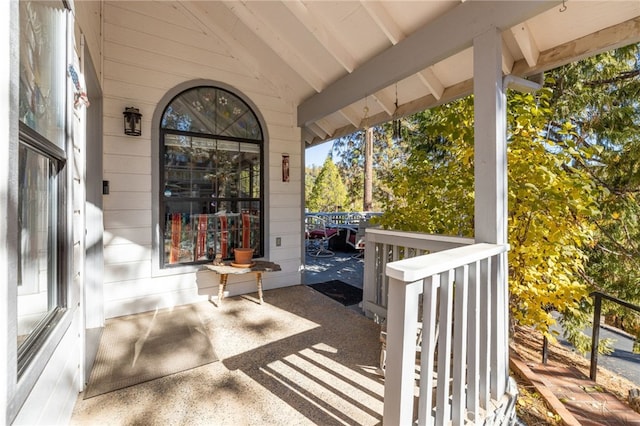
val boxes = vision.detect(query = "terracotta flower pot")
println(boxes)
[234,248,254,265]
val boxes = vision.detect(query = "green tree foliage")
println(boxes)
[547,44,640,346]
[307,156,348,212]
[376,89,603,341]
[332,122,409,211]
[305,164,321,209]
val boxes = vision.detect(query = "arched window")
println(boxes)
[159,86,263,267]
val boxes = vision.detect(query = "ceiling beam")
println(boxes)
[307,14,640,146]
[314,118,334,136]
[501,39,515,74]
[298,0,559,126]
[361,0,404,45]
[307,123,328,139]
[418,68,445,100]
[222,1,326,92]
[283,0,357,72]
[511,22,539,66]
[373,90,395,116]
[339,106,361,127]
[512,15,640,76]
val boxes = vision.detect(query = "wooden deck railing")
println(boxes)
[382,242,511,425]
[362,228,474,321]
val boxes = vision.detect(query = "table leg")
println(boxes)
[256,272,263,304]
[218,274,228,305]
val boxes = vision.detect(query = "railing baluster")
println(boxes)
[467,260,481,420]
[480,256,491,407]
[418,274,440,426]
[452,265,469,425]
[436,269,454,425]
[491,252,508,398]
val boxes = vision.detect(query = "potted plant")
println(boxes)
[233,247,254,265]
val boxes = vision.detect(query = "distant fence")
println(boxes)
[590,291,640,381]
[304,211,382,225]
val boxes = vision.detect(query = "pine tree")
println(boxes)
[307,156,348,212]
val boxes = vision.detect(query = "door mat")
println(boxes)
[84,304,218,399]
[309,280,363,306]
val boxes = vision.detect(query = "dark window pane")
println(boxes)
[161,87,262,140]
[17,145,60,350]
[160,87,263,268]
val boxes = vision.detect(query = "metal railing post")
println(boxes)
[590,293,602,381]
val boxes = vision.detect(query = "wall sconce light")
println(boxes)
[123,107,142,136]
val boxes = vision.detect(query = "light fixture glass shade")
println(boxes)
[123,107,142,136]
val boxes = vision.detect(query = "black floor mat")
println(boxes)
[308,280,363,306]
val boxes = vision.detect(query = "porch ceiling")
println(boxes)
[171,1,640,147]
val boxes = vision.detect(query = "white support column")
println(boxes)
[473,27,509,399]
[474,26,507,246]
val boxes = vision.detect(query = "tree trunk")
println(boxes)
[363,127,373,211]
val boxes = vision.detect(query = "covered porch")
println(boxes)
[4,0,640,425]
[70,285,384,425]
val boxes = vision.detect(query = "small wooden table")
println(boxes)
[204,260,281,305]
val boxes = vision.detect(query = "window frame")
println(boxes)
[151,81,268,276]
[7,1,73,422]
[16,122,69,378]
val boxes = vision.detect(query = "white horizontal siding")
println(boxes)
[105,228,151,246]
[104,244,151,264]
[73,1,102,81]
[103,172,151,193]
[13,309,81,425]
[270,206,303,222]
[103,154,151,175]
[103,260,152,283]
[103,192,151,211]
[100,2,302,319]
[103,210,152,229]
[103,135,151,157]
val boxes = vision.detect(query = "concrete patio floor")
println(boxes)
[70,282,383,425]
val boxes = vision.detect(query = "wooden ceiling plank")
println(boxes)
[298,0,559,126]
[283,0,357,72]
[176,2,263,84]
[222,1,326,92]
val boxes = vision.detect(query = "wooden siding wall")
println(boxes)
[73,1,102,82]
[101,2,302,318]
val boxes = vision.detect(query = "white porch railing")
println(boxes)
[382,242,511,425]
[362,228,474,321]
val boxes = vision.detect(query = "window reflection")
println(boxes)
[17,145,58,350]
[19,1,67,149]
[160,86,264,267]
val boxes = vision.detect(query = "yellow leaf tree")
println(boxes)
[377,88,601,337]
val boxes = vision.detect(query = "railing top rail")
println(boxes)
[365,227,474,246]
[590,291,640,314]
[386,242,509,282]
